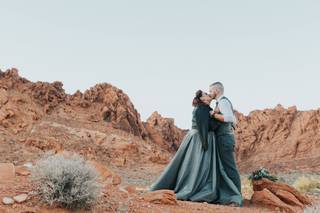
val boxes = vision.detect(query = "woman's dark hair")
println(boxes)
[192,90,205,106]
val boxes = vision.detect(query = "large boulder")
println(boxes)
[250,178,312,212]
[252,178,311,205]
[251,188,296,213]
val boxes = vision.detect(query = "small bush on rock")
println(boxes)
[248,167,278,182]
[31,153,101,209]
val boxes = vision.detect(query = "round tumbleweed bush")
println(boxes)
[31,153,101,209]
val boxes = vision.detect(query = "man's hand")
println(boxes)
[214,107,220,113]
[209,110,215,117]
[214,113,225,122]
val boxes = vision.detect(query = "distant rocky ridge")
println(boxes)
[1,68,319,173]
[0,68,180,167]
[235,105,320,173]
[0,68,147,137]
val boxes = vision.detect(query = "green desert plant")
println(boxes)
[31,153,101,210]
[248,167,278,182]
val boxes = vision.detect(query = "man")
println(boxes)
[209,82,242,206]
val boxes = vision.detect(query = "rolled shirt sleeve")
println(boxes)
[218,99,237,124]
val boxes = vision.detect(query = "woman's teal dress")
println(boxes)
[148,104,243,206]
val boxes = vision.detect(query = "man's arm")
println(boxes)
[209,107,225,122]
[212,112,225,122]
[212,99,236,123]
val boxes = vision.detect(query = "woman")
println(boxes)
[148,90,243,206]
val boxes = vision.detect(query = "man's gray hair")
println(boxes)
[210,82,224,93]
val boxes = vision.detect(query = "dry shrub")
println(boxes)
[293,176,320,193]
[241,176,254,200]
[31,153,101,209]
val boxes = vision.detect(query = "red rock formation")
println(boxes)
[24,137,62,153]
[235,105,320,173]
[144,111,187,152]
[0,68,147,139]
[143,190,178,205]
[0,69,45,134]
[2,68,320,174]
[251,188,296,212]
[65,83,148,138]
[250,178,312,212]
[252,178,312,205]
[30,81,66,113]
[0,68,166,168]
[81,83,148,138]
[1,68,320,213]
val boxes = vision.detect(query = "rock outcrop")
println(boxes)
[67,84,148,138]
[144,111,187,152]
[143,190,178,205]
[235,105,320,173]
[2,68,320,174]
[30,81,66,113]
[0,68,166,167]
[1,68,320,213]
[250,178,312,212]
[0,68,147,139]
[0,69,44,134]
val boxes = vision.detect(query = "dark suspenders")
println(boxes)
[217,96,236,130]
[220,97,235,112]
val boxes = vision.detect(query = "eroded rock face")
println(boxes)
[144,111,187,152]
[0,71,40,134]
[0,68,148,140]
[67,83,148,138]
[235,105,320,173]
[0,68,171,168]
[30,81,66,113]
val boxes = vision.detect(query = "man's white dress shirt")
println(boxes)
[216,95,237,126]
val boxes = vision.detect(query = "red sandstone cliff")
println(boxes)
[235,104,320,173]
[0,68,172,167]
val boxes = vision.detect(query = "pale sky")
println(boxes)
[1,1,319,128]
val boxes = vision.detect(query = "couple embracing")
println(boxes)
[149,82,243,207]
